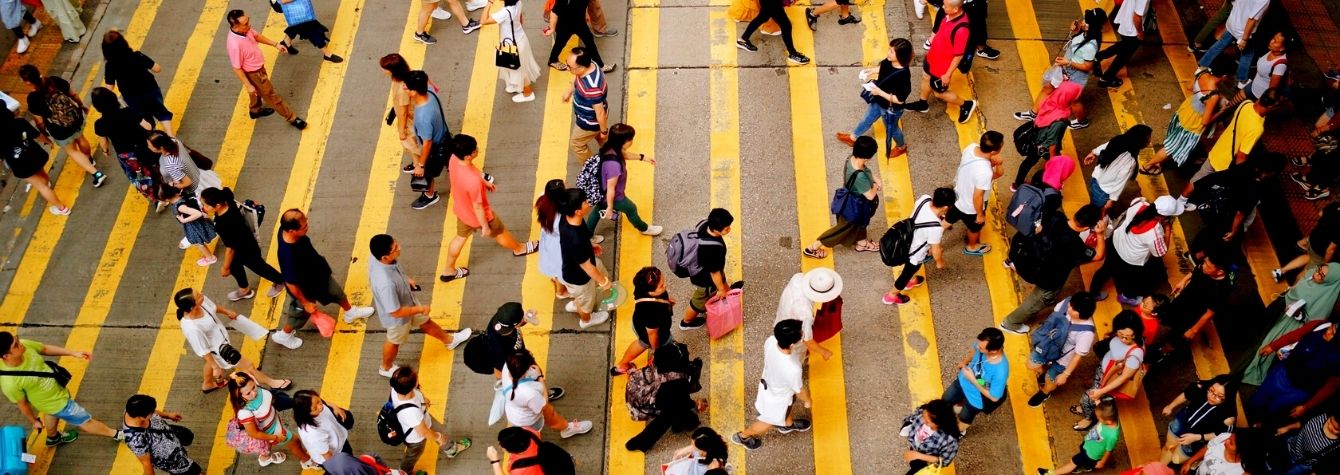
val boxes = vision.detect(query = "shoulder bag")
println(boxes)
[409,91,452,192]
[203,305,242,366]
[0,360,72,387]
[1100,344,1146,401]
[495,9,521,70]
[829,169,878,226]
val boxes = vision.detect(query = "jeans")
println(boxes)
[1002,286,1060,330]
[742,0,798,55]
[585,196,649,232]
[852,103,905,151]
[1095,34,1141,82]
[1198,31,1254,82]
[1086,177,1110,208]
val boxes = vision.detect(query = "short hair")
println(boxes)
[1074,204,1102,228]
[17,64,41,87]
[199,187,235,208]
[706,208,734,232]
[279,209,306,232]
[370,234,395,260]
[559,188,587,216]
[498,427,536,454]
[852,136,878,159]
[570,47,593,68]
[889,38,913,67]
[452,134,478,160]
[0,332,14,355]
[405,70,429,95]
[390,366,418,395]
[1257,88,1282,108]
[931,187,956,208]
[124,394,157,418]
[226,9,246,27]
[774,319,803,349]
[979,130,1004,154]
[89,87,121,114]
[1069,292,1097,320]
[632,266,662,299]
[977,327,1004,352]
[1094,398,1117,421]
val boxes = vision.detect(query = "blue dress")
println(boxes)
[177,194,217,246]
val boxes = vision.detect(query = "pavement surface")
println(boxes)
[0,0,1323,473]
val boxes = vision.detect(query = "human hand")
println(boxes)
[1095,460,1106,469]
[598,279,613,291]
[561,91,572,103]
[71,351,91,361]
[1259,346,1275,357]
[903,450,921,463]
[1087,388,1103,401]
[1222,230,1237,242]
[162,412,183,421]
[303,301,318,315]
[715,288,729,301]
[1183,329,1198,341]
[975,214,985,225]
[400,129,410,141]
[1056,373,1069,386]
[1290,405,1308,419]
[412,163,424,177]
[245,83,257,95]
[1083,153,1096,165]
[276,44,288,54]
[1162,405,1174,417]
[487,445,499,459]
[939,73,952,85]
[481,225,495,237]
[1176,433,1201,445]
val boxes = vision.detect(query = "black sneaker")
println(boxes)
[290,118,308,130]
[323,54,344,63]
[249,107,275,119]
[1097,77,1123,89]
[280,41,298,55]
[411,193,440,210]
[837,14,861,25]
[462,20,481,34]
[1013,111,1036,121]
[904,100,929,113]
[402,163,415,174]
[91,171,106,188]
[787,53,811,65]
[414,32,438,45]
[678,318,706,330]
[736,39,758,52]
[1027,391,1050,407]
[1068,118,1090,130]
[975,46,1000,60]
[804,8,818,30]
[957,100,977,124]
[548,387,565,401]
[731,432,762,450]
[776,419,812,434]
[1305,186,1332,201]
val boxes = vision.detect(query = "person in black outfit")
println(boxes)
[1159,251,1235,355]
[90,87,163,208]
[736,0,809,65]
[102,30,174,136]
[546,0,615,72]
[625,343,705,451]
[0,113,67,215]
[1186,155,1282,263]
[612,266,675,376]
[485,302,565,400]
[199,187,285,303]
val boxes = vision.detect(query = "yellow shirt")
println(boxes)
[1207,102,1264,172]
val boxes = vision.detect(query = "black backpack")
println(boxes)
[462,334,493,375]
[375,399,419,446]
[1013,121,1041,157]
[510,433,576,475]
[1008,230,1053,285]
[879,198,940,267]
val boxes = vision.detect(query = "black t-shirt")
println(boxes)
[213,206,261,256]
[558,218,595,285]
[1165,265,1233,326]
[1034,217,1095,289]
[26,77,81,139]
[93,107,151,157]
[1196,167,1260,226]
[871,60,912,109]
[632,297,673,345]
[277,235,334,296]
[1176,380,1236,434]
[552,0,590,22]
[653,379,695,415]
[690,223,726,288]
[486,317,526,371]
[104,52,161,97]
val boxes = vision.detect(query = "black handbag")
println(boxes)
[385,107,397,126]
[495,10,521,70]
[326,403,355,430]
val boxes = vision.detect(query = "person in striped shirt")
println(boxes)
[562,47,609,162]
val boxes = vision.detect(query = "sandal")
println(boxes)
[802,247,827,259]
[442,437,472,458]
[1068,405,1085,416]
[855,241,880,252]
[202,383,224,394]
[1072,420,1095,431]
[513,240,540,257]
[1138,165,1163,176]
[439,267,470,283]
[270,379,293,391]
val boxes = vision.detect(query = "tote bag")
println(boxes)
[705,289,743,340]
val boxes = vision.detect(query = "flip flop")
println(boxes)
[439,267,471,283]
[962,245,991,256]
[1138,165,1163,176]
[513,240,540,257]
[1068,405,1085,416]
[271,379,293,391]
[802,247,827,259]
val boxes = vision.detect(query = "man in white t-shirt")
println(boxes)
[1025,293,1097,407]
[948,131,1004,257]
[883,188,955,305]
[732,320,809,451]
[773,268,843,360]
[389,367,470,471]
[1093,0,1150,88]
[1197,0,1271,87]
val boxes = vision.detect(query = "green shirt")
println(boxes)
[844,161,874,195]
[0,340,70,415]
[1082,421,1120,460]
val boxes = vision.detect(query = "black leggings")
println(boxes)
[894,261,923,291]
[741,0,799,55]
[1015,154,1045,187]
[547,20,603,66]
[1095,34,1141,82]
[10,11,36,39]
[229,250,284,289]
[625,409,700,451]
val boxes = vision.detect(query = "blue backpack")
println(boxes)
[1029,299,1094,364]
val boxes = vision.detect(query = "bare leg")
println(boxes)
[494,230,523,252]
[381,342,399,371]
[442,0,470,26]
[26,173,64,209]
[615,341,645,370]
[194,244,215,260]
[75,418,119,438]
[417,0,435,33]
[64,138,97,175]
[1278,254,1311,275]
[739,420,774,438]
[159,119,175,137]
[442,235,468,274]
[420,319,453,344]
[935,90,964,107]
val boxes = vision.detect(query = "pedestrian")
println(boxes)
[1159,250,1235,350]
[537,179,585,299]
[923,0,999,62]
[173,288,291,393]
[102,30,175,136]
[1160,375,1238,467]
[1247,318,1340,426]
[554,187,613,328]
[1186,157,1282,261]
[804,136,883,259]
[499,349,593,438]
[439,135,539,280]
[1014,9,1105,130]
[1087,196,1180,305]
[612,266,674,375]
[19,66,106,187]
[1013,80,1082,190]
[584,123,664,236]
[625,343,707,451]
[225,10,308,130]
[1072,311,1144,431]
[904,0,976,124]
[726,0,779,36]
[1140,58,1234,176]
[484,303,559,399]
[1274,203,1340,281]
[487,426,577,474]
[478,0,540,103]
[0,111,69,215]
[273,209,375,349]
[899,399,962,474]
[369,233,472,378]
[415,0,484,45]
[1242,31,1289,101]
[90,87,164,209]
[1262,410,1340,475]
[1244,263,1340,386]
[836,39,913,158]
[1289,121,1340,200]
[1,0,40,53]
[882,188,955,305]
[1041,399,1120,474]
[1177,89,1279,202]
[226,372,312,468]
[0,332,123,447]
[584,0,617,39]
[162,185,218,267]
[1083,125,1152,214]
[274,0,343,62]
[199,187,287,301]
[121,395,200,475]
[380,54,427,163]
[292,390,355,470]
[803,0,859,30]
[677,208,734,330]
[731,319,811,451]
[942,327,1009,433]
[735,0,809,65]
[1188,0,1233,54]
[562,47,611,162]
[388,366,471,471]
[547,0,615,72]
[1182,429,1260,475]
[658,428,728,471]
[1000,205,1105,335]
[147,131,217,197]
[774,268,844,361]
[1194,0,1271,90]
[949,131,1004,256]
[404,70,450,210]
[39,0,83,43]
[1025,293,1097,407]
[1093,0,1149,89]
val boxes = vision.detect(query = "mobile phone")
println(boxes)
[483,172,495,184]
[410,283,422,292]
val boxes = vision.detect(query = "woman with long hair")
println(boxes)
[586,123,662,236]
[226,372,311,467]
[499,349,593,437]
[379,53,421,161]
[477,0,542,102]
[90,86,163,208]
[292,389,355,469]
[536,178,580,298]
[20,68,104,187]
[1014,8,1105,129]
[173,288,288,393]
[1084,124,1153,214]
[102,30,174,136]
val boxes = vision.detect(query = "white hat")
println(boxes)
[801,268,843,303]
[1153,195,1184,217]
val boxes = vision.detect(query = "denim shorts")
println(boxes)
[1166,415,1204,457]
[1028,352,1068,382]
[1087,178,1111,208]
[52,399,92,426]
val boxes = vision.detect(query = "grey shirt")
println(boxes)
[368,257,419,329]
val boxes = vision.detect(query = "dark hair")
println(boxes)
[226,372,257,412]
[90,87,121,114]
[226,9,246,27]
[199,187,235,208]
[1206,374,1238,402]
[653,343,689,374]
[125,394,157,418]
[931,187,956,208]
[1146,293,1169,311]
[147,130,179,156]
[279,209,305,232]
[370,234,395,260]
[1235,428,1268,474]
[889,38,913,67]
[977,327,1004,351]
[1068,292,1096,320]
[505,350,537,401]
[691,427,728,467]
[1257,88,1282,108]
[1253,151,1287,176]
[42,76,72,103]
[291,390,321,429]
[979,131,1004,154]
[921,399,962,438]
[452,134,478,160]
[570,47,593,68]
[1097,124,1153,169]
[405,70,429,95]
[1208,54,1237,78]
[632,266,662,299]
[173,288,196,320]
[158,183,182,201]
[559,188,588,217]
[852,136,878,159]
[380,53,412,82]
[536,179,566,233]
[18,64,41,87]
[1081,8,1106,44]
[1074,204,1102,228]
[390,366,418,395]
[1124,202,1162,235]
[0,332,13,356]
[774,319,803,349]
[706,208,734,232]
[600,123,636,162]
[498,426,537,454]
[101,30,133,62]
[1111,310,1146,347]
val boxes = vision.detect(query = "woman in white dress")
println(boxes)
[173,288,291,393]
[480,0,542,103]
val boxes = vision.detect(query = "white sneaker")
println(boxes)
[641,225,663,236]
[446,328,473,350]
[466,0,488,11]
[25,20,40,38]
[344,306,374,323]
[913,0,926,19]
[271,330,303,349]
[378,364,401,378]
[579,311,610,329]
[178,237,190,250]
[300,459,319,470]
[560,420,593,438]
[512,93,535,103]
[16,37,29,54]
[47,205,69,216]
[504,85,519,93]
[564,301,578,313]
[431,7,452,20]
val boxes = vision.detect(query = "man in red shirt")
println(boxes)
[225,10,307,130]
[437,135,539,283]
[904,0,977,124]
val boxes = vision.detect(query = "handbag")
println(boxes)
[185,146,213,171]
[705,289,744,340]
[914,463,946,475]
[311,311,337,338]
[859,67,906,109]
[812,296,843,343]
[409,91,451,191]
[225,418,270,455]
[1100,345,1147,401]
[495,9,522,70]
[829,169,877,226]
[325,403,355,430]
[0,361,72,387]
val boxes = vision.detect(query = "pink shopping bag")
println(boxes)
[706,288,743,340]
[311,311,336,338]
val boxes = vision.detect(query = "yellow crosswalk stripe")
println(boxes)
[707,8,747,473]
[604,5,660,473]
[784,10,853,475]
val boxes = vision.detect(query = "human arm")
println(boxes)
[1263,320,1326,355]
[413,139,434,175]
[595,103,609,138]
[1183,309,1216,340]
[862,172,882,201]
[1180,443,1210,475]
[488,446,506,475]
[580,260,612,290]
[254,33,287,51]
[473,202,493,237]
[175,203,205,224]
[1055,352,1083,386]
[1201,95,1223,127]
[805,339,833,361]
[233,68,256,94]
[1223,211,1245,241]
[941,56,963,84]
[1161,392,1188,416]
[711,271,729,300]
[1239,18,1258,48]
[241,419,282,443]
[39,343,90,361]
[1292,377,1340,420]
[136,453,155,475]
[972,189,986,225]
[646,328,660,362]
[603,175,619,216]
